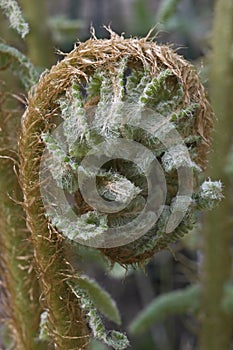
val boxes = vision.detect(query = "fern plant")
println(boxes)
[28,29,222,267]
[0,1,224,349]
[19,28,222,349]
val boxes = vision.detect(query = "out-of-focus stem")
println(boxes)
[200,0,233,349]
[18,0,54,67]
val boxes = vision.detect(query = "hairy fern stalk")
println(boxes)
[19,30,222,348]
[0,91,46,350]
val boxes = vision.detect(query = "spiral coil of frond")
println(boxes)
[20,29,219,271]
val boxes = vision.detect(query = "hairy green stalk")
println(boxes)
[200,0,233,349]
[0,160,45,350]
[0,43,39,89]
[0,0,29,38]
[0,95,45,349]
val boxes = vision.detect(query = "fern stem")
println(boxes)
[19,77,90,349]
[0,98,45,349]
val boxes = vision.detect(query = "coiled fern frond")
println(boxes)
[20,30,221,270]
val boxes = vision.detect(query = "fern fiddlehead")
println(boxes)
[19,30,221,348]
